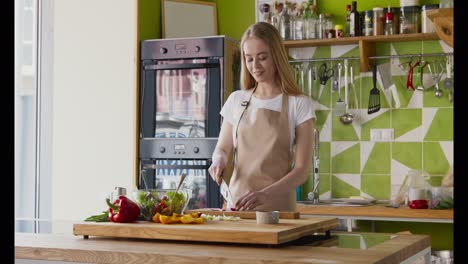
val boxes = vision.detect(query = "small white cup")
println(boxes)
[256,211,279,224]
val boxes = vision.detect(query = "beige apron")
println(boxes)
[229,90,296,211]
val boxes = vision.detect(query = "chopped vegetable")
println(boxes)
[200,213,241,221]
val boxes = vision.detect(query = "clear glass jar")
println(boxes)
[373,7,384,36]
[384,7,400,35]
[384,12,395,35]
[399,5,421,34]
[305,12,318,39]
[362,10,373,36]
[421,4,439,33]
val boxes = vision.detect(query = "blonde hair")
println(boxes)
[240,22,302,96]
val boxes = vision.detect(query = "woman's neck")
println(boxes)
[254,82,282,99]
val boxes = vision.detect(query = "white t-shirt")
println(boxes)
[220,90,316,153]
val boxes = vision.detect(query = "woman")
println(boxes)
[208,22,316,211]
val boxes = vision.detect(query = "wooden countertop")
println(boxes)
[297,203,453,221]
[15,232,431,264]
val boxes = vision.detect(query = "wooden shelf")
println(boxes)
[283,33,440,72]
[426,8,453,48]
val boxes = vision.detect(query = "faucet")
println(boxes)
[308,128,320,204]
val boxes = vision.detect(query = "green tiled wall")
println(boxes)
[291,40,454,201]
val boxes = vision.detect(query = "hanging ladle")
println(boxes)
[340,59,354,125]
[427,61,443,98]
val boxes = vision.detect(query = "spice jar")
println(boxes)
[373,7,384,36]
[399,5,421,34]
[334,24,344,38]
[421,4,439,33]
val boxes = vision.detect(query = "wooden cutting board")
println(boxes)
[73,218,338,245]
[185,208,300,219]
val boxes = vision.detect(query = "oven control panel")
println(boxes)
[140,138,217,159]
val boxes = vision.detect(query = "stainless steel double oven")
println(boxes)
[138,36,240,209]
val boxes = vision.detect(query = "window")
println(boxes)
[15,0,53,233]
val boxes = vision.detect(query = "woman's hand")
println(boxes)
[235,190,268,211]
[208,154,226,185]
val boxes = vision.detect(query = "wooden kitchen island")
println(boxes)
[16,230,431,264]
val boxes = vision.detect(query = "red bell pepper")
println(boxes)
[106,195,141,223]
[408,199,428,209]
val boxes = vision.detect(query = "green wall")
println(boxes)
[137,0,453,251]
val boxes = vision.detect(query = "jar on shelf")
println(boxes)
[384,12,394,35]
[384,7,400,35]
[373,7,384,36]
[324,13,335,39]
[334,24,344,38]
[362,10,373,36]
[421,4,439,33]
[399,5,421,34]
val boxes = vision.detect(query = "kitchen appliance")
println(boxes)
[138,36,240,209]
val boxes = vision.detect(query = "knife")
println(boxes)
[220,179,234,208]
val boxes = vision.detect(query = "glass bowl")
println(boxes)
[131,189,191,221]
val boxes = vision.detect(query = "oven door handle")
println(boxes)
[144,62,219,71]
[142,164,209,170]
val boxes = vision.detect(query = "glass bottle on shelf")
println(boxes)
[279,4,292,40]
[349,1,360,37]
[271,1,284,32]
[293,8,305,40]
[317,13,325,39]
[345,4,351,37]
[384,12,394,35]
[305,5,318,39]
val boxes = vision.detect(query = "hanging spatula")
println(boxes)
[367,63,380,114]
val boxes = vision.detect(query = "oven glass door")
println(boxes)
[147,58,220,139]
[144,159,214,210]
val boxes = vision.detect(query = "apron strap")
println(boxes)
[233,87,257,167]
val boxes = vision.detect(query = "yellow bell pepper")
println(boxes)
[159,214,182,224]
[152,212,161,223]
[180,216,204,224]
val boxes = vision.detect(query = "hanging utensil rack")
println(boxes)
[288,52,453,64]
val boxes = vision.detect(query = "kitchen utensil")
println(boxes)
[175,173,187,194]
[405,61,420,91]
[220,179,234,208]
[334,63,345,116]
[427,61,444,98]
[367,63,381,114]
[443,58,453,102]
[377,62,401,108]
[348,65,360,119]
[332,63,339,92]
[318,62,334,99]
[414,60,428,91]
[340,59,353,125]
